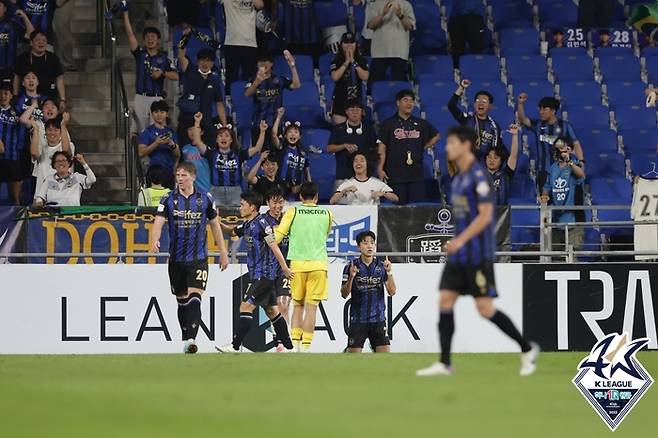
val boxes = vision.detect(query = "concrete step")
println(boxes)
[72,126,119,141]
[84,152,126,165]
[68,84,113,99]
[74,138,126,154]
[69,98,111,111]
[73,44,133,61]
[81,186,132,205]
[89,162,126,178]
[92,176,131,192]
[70,111,115,126]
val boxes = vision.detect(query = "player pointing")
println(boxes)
[150,162,229,354]
[416,126,539,377]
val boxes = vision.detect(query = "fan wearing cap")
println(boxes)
[191,112,263,207]
[272,107,311,196]
[329,32,369,124]
[0,1,34,85]
[0,82,22,204]
[177,31,227,146]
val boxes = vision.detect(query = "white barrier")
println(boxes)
[0,263,523,354]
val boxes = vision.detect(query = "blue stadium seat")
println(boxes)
[413,27,449,54]
[558,80,602,106]
[594,47,635,58]
[284,82,320,106]
[413,55,454,80]
[511,208,541,248]
[596,208,633,237]
[374,101,420,121]
[537,0,578,27]
[605,81,648,107]
[232,103,254,131]
[488,106,516,127]
[314,0,348,30]
[319,53,334,76]
[229,81,250,108]
[586,153,626,178]
[465,81,508,107]
[629,153,658,175]
[505,54,548,81]
[302,128,331,153]
[641,46,658,58]
[173,27,214,59]
[418,79,457,104]
[598,55,642,81]
[645,56,658,83]
[510,80,555,120]
[551,52,594,81]
[284,104,327,128]
[509,172,537,203]
[563,105,610,129]
[577,128,618,154]
[459,55,501,80]
[621,129,658,155]
[614,105,657,130]
[370,81,413,103]
[423,108,459,136]
[274,55,314,81]
[590,177,633,204]
[490,0,534,29]
[499,27,540,51]
[413,1,441,30]
[308,153,336,201]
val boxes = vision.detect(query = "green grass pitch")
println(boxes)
[1,353,657,437]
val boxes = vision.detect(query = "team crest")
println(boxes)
[196,197,203,207]
[572,333,653,431]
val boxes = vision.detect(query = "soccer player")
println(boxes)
[150,162,230,354]
[416,126,539,377]
[274,182,333,352]
[216,191,294,353]
[341,231,396,353]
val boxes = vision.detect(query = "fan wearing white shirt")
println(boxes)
[330,152,399,205]
[28,113,75,197]
[33,151,96,207]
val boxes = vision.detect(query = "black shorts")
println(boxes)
[0,159,25,182]
[244,279,277,307]
[168,260,209,296]
[275,276,291,297]
[439,261,498,298]
[347,321,390,349]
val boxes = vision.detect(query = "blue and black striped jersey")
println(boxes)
[204,147,249,188]
[247,74,292,126]
[0,105,20,160]
[281,0,318,44]
[0,16,24,70]
[343,257,388,324]
[156,189,218,263]
[20,0,57,35]
[14,93,45,151]
[529,118,578,174]
[243,213,280,280]
[278,143,308,187]
[132,47,174,96]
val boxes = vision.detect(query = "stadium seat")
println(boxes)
[284,104,327,128]
[577,128,618,154]
[510,80,555,121]
[586,153,626,178]
[629,153,658,175]
[505,54,548,81]
[509,172,537,203]
[413,1,441,31]
[551,52,594,81]
[232,103,254,131]
[613,105,657,130]
[590,177,633,204]
[490,1,534,29]
[605,81,648,107]
[488,106,516,127]
[499,28,540,52]
[413,27,449,54]
[594,47,635,58]
[511,208,541,248]
[459,55,501,80]
[418,79,457,105]
[274,55,314,81]
[598,55,642,81]
[465,81,508,107]
[558,81,602,106]
[284,82,320,106]
[595,208,633,237]
[314,0,348,30]
[413,55,454,80]
[318,53,334,76]
[302,128,331,153]
[229,81,250,108]
[641,46,658,58]
[423,108,458,136]
[646,56,658,83]
[621,129,658,155]
[308,153,336,201]
[537,0,578,27]
[374,101,420,121]
[370,81,413,103]
[563,105,610,129]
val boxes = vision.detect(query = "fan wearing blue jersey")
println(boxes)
[416,126,539,377]
[341,231,396,353]
[190,111,263,207]
[486,124,519,206]
[138,100,180,188]
[0,82,21,204]
[216,191,294,353]
[150,161,230,354]
[271,107,311,195]
[18,0,67,38]
[0,2,34,84]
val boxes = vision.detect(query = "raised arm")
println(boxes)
[271,107,284,149]
[449,79,470,123]
[60,112,71,153]
[122,9,139,52]
[177,28,192,72]
[516,93,532,128]
[15,9,35,40]
[285,51,301,90]
[383,257,396,295]
[19,100,38,127]
[29,121,41,159]
[75,154,96,187]
[190,112,209,155]
[248,120,268,156]
[367,1,392,30]
[341,262,358,298]
[247,150,268,185]
[506,124,520,171]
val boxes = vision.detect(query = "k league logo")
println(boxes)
[573,333,653,431]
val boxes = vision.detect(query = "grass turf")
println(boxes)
[0,353,657,437]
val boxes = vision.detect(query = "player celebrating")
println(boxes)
[341,231,396,353]
[216,191,294,353]
[275,182,333,352]
[416,126,539,377]
[150,162,229,354]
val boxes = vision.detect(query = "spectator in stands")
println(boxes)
[13,30,65,104]
[540,137,585,252]
[330,151,398,205]
[18,0,68,39]
[222,0,264,94]
[327,99,377,188]
[19,96,61,147]
[0,82,22,204]
[0,2,34,85]
[280,0,320,63]
[517,94,584,190]
[598,29,611,48]
[551,29,564,49]
[245,52,300,149]
[177,36,227,145]
[271,108,310,195]
[247,149,289,198]
[329,32,369,124]
[255,0,279,54]
[366,0,415,83]
[377,89,439,204]
[181,125,211,193]
[29,111,72,197]
[578,0,612,29]
[15,71,45,124]
[122,8,178,135]
[448,79,503,161]
[33,151,95,207]
[138,165,171,207]
[487,124,519,206]
[448,0,484,68]
[137,100,180,189]
[191,112,263,206]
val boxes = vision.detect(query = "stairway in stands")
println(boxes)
[68,0,170,205]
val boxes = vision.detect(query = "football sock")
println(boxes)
[188,293,202,339]
[302,331,314,350]
[232,311,253,350]
[271,313,293,349]
[177,297,190,341]
[291,327,303,343]
[489,310,532,353]
[439,310,455,366]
